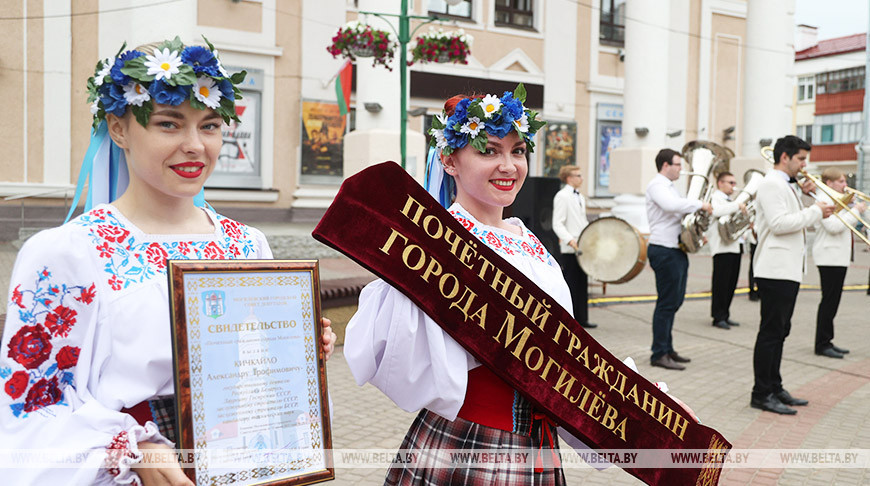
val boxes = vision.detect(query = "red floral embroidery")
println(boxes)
[76,284,96,304]
[453,216,475,231]
[96,224,130,244]
[11,285,25,309]
[521,242,534,255]
[5,371,29,399]
[108,275,123,291]
[105,431,139,478]
[485,232,502,249]
[7,325,53,370]
[177,241,191,255]
[96,242,114,258]
[203,242,225,259]
[23,376,62,412]
[228,245,241,257]
[44,305,77,338]
[145,243,169,270]
[56,346,80,370]
[90,208,108,220]
[221,219,245,239]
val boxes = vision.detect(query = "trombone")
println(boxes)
[761,146,870,246]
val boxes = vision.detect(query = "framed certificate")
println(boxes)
[168,260,334,486]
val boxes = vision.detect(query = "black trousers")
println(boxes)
[557,252,588,325]
[816,266,847,352]
[752,278,800,399]
[648,244,688,360]
[748,243,758,294]
[711,252,741,321]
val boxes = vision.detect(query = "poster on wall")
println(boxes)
[543,122,577,178]
[218,92,260,177]
[301,101,346,178]
[597,123,622,195]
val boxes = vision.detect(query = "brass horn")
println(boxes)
[761,146,870,246]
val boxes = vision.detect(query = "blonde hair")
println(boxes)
[558,165,580,183]
[821,168,845,184]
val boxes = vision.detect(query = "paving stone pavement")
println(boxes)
[2,230,870,485]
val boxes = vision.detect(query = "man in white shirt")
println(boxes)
[751,135,834,415]
[708,171,747,330]
[811,168,865,359]
[552,165,597,329]
[645,149,712,370]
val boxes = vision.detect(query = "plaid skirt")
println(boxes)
[384,409,566,486]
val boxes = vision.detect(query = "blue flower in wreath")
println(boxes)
[181,46,221,77]
[149,79,190,106]
[110,50,145,85]
[443,125,469,150]
[100,82,128,117]
[218,79,235,102]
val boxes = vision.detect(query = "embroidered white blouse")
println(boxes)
[0,204,272,485]
[344,203,612,450]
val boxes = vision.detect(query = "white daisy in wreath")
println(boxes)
[94,58,114,86]
[193,76,222,108]
[432,129,448,151]
[145,48,183,81]
[122,82,151,106]
[89,100,100,115]
[514,113,529,133]
[460,117,483,137]
[480,94,501,119]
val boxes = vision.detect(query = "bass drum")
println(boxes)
[577,216,647,284]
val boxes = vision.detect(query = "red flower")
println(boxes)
[145,243,169,270]
[44,305,77,338]
[7,325,53,370]
[76,283,96,304]
[453,217,474,231]
[521,242,534,255]
[95,224,130,244]
[96,242,114,258]
[485,232,503,249]
[203,242,225,260]
[177,241,191,255]
[5,371,29,399]
[56,346,80,370]
[23,376,62,413]
[228,245,241,257]
[220,219,245,240]
[11,285,25,309]
[108,275,123,291]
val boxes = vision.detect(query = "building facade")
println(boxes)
[2,0,791,238]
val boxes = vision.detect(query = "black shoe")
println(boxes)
[775,389,808,406]
[650,355,685,370]
[725,319,740,327]
[751,394,797,415]
[831,345,850,354]
[712,320,730,330]
[815,348,844,359]
[580,322,598,329]
[748,292,760,302]
[669,352,691,363]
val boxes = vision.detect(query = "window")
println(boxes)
[813,112,862,145]
[796,124,813,145]
[428,0,472,20]
[797,76,814,102]
[600,0,625,46]
[495,0,534,29]
[816,67,865,95]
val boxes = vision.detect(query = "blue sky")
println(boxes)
[795,0,868,40]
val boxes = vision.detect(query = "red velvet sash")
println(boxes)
[313,162,730,485]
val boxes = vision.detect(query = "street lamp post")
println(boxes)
[360,0,460,169]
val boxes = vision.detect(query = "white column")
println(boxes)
[740,0,794,156]
[543,0,577,119]
[609,0,671,201]
[43,0,71,186]
[729,0,794,177]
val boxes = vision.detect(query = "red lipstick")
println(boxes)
[171,161,205,179]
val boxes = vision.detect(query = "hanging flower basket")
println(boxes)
[409,28,473,66]
[327,20,396,70]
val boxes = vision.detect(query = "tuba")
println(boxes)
[678,141,733,253]
[717,168,765,242]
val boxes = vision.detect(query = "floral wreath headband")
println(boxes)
[428,83,546,156]
[86,36,245,129]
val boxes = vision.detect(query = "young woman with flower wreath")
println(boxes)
[0,36,336,485]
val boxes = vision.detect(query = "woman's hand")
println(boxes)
[321,317,337,361]
[667,393,700,424]
[133,442,194,486]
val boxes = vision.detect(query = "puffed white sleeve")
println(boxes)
[0,228,170,486]
[344,279,475,420]
[248,226,274,258]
